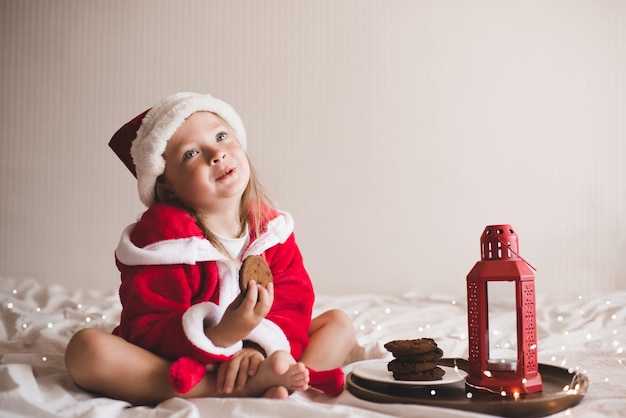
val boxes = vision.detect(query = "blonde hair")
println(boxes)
[154,157,276,261]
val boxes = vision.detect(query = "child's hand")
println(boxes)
[216,347,265,394]
[205,281,274,347]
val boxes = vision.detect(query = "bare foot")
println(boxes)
[266,350,309,391]
[235,350,309,397]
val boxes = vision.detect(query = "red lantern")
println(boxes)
[466,225,542,395]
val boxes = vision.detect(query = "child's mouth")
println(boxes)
[217,168,235,180]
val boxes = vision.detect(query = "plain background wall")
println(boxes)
[1,0,625,300]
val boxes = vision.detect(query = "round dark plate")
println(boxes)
[346,358,588,418]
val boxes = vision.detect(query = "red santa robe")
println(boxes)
[112,203,317,393]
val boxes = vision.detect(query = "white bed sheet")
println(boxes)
[1,276,624,418]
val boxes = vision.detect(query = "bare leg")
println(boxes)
[65,328,307,405]
[300,309,356,370]
[65,328,175,405]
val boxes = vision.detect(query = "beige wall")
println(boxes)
[1,0,625,299]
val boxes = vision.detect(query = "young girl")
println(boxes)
[64,92,356,405]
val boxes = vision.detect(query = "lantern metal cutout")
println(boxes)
[466,225,542,395]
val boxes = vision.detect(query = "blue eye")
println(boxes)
[183,150,198,161]
[216,132,228,142]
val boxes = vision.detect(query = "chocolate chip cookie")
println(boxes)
[239,255,273,292]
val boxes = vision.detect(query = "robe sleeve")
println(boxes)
[114,260,242,363]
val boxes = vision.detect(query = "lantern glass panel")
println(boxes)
[487,281,518,371]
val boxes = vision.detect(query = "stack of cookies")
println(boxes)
[384,338,445,381]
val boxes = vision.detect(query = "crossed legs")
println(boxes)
[64,309,355,405]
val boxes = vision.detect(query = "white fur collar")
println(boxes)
[115,211,294,267]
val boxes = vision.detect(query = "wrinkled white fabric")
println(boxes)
[0,276,624,418]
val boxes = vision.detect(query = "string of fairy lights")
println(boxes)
[1,284,624,405]
[2,285,118,367]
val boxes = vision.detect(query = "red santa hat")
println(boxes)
[108,92,247,206]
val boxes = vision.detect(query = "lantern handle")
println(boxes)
[497,237,537,271]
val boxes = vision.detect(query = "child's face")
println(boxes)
[161,111,250,213]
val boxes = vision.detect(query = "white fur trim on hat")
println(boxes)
[130,92,247,206]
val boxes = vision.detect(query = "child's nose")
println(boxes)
[209,150,226,164]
